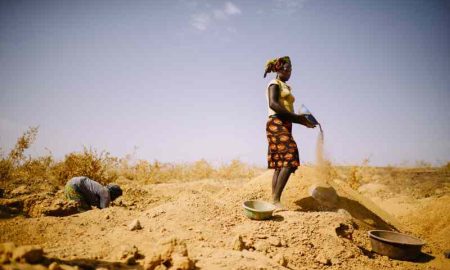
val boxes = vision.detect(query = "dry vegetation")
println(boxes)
[0,127,263,192]
[1,128,449,270]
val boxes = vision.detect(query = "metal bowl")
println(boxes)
[242,200,276,220]
[368,230,425,260]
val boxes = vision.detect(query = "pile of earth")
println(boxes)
[1,166,449,269]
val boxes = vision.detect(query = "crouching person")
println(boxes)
[65,176,122,212]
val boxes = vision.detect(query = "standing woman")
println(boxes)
[264,56,316,208]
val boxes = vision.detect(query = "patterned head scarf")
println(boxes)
[264,56,291,78]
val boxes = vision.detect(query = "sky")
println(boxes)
[0,0,449,167]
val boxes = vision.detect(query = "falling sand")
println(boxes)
[309,124,339,207]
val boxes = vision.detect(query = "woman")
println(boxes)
[264,56,316,208]
[65,176,123,212]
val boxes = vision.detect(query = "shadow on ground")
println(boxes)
[270,214,285,222]
[48,258,143,270]
[356,246,434,263]
[294,196,396,231]
[409,252,435,263]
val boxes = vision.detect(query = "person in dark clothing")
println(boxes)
[64,176,122,212]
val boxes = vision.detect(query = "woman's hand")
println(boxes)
[294,115,316,128]
[304,121,317,128]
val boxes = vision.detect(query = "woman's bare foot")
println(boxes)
[273,201,286,211]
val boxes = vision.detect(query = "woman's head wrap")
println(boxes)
[264,56,291,78]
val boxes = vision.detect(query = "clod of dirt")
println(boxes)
[315,253,332,265]
[268,236,281,247]
[144,253,162,270]
[11,245,44,264]
[444,249,450,259]
[0,242,16,264]
[171,253,193,270]
[232,235,245,251]
[272,253,287,267]
[254,241,270,253]
[128,219,143,231]
[114,244,142,265]
[335,222,354,240]
[144,237,195,270]
[125,254,136,265]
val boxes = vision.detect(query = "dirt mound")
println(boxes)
[0,191,78,218]
[1,167,449,269]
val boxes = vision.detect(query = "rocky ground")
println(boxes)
[1,166,449,269]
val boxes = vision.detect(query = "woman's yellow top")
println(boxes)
[266,79,295,116]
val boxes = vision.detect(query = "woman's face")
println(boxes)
[277,63,292,81]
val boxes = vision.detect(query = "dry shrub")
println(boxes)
[215,159,261,180]
[346,158,377,190]
[119,160,176,183]
[0,127,43,186]
[118,159,145,181]
[0,156,13,182]
[442,162,450,173]
[1,128,264,191]
[13,155,54,183]
[348,166,362,190]
[52,147,118,186]
[191,159,215,179]
[119,159,261,184]
[8,127,38,165]
[415,160,432,168]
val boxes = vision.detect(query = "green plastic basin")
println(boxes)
[242,200,276,220]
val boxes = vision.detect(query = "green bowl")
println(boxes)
[242,200,276,220]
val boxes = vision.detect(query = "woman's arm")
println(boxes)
[268,84,315,127]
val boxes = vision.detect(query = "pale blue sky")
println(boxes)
[1,0,449,166]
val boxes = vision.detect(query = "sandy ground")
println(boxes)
[1,166,449,269]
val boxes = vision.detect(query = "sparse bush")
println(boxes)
[191,159,214,179]
[12,155,54,183]
[343,158,372,190]
[8,127,39,165]
[125,159,152,181]
[348,166,362,190]
[0,127,42,186]
[415,160,432,168]
[441,162,450,174]
[1,128,264,191]
[117,159,261,184]
[0,159,12,182]
[52,147,119,186]
[216,159,261,180]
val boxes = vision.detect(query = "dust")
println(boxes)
[309,125,339,207]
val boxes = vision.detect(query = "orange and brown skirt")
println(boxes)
[266,116,300,171]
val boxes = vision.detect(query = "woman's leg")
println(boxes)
[272,169,280,197]
[273,167,295,204]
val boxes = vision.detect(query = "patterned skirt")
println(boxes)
[266,116,300,171]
